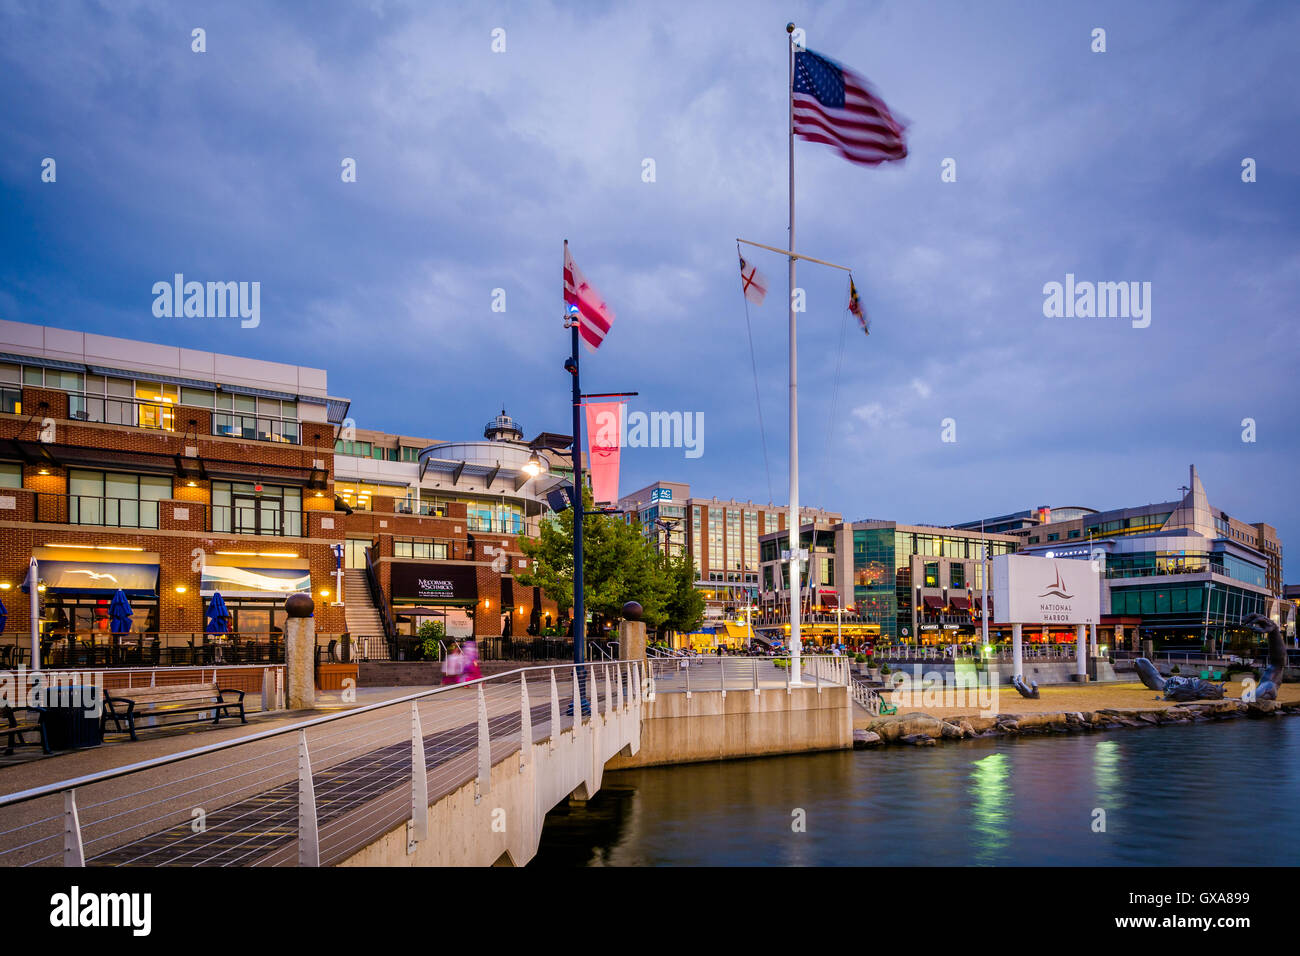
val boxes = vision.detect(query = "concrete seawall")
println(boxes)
[607,685,853,769]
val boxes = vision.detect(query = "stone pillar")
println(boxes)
[619,599,647,662]
[1011,623,1023,680]
[284,593,316,710]
[1074,623,1088,681]
[1089,623,1098,658]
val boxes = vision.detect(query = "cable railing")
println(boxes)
[645,653,852,695]
[0,658,645,868]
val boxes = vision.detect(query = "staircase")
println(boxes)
[343,568,387,655]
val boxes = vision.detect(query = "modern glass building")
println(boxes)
[1019,466,1277,651]
[756,520,1019,645]
[849,522,1019,644]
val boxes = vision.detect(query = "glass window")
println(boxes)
[23,367,42,386]
[0,462,21,488]
[0,363,18,384]
[181,387,214,407]
[949,563,965,588]
[924,562,938,588]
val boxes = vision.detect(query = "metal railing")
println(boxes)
[67,392,179,432]
[873,642,1079,662]
[645,654,851,695]
[35,493,162,528]
[208,504,304,537]
[0,658,644,867]
[211,412,300,445]
[364,547,397,643]
[0,663,283,697]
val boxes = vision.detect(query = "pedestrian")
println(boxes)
[442,642,465,685]
[463,639,482,682]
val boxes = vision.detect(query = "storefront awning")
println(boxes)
[389,562,479,607]
[200,554,310,599]
[922,596,945,610]
[33,559,159,597]
[950,596,971,610]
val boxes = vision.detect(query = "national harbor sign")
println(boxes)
[993,553,1100,626]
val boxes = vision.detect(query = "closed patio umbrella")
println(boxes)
[206,592,230,634]
[108,589,133,665]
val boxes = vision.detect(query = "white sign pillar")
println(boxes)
[1012,623,1023,679]
[28,558,40,672]
[1075,624,1087,679]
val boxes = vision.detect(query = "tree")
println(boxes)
[517,485,671,635]
[660,550,704,637]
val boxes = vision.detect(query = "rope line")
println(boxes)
[738,242,775,504]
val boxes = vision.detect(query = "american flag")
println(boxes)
[792,48,907,167]
[563,244,616,352]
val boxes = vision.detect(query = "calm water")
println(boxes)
[532,719,1300,866]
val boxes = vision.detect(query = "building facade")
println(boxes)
[1015,466,1280,651]
[0,320,573,666]
[619,479,840,620]
[0,319,349,663]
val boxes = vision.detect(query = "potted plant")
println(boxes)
[417,619,446,661]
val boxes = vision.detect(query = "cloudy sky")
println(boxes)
[3,1,1298,563]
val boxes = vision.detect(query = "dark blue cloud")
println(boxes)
[1,0,1297,567]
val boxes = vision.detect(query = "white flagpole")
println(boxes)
[786,22,802,685]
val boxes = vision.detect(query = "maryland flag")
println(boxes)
[848,276,868,335]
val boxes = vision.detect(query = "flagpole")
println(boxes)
[786,22,803,686]
[566,239,586,676]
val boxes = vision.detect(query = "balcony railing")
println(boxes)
[466,515,526,534]
[212,412,301,445]
[62,392,301,444]
[209,503,304,537]
[394,500,446,516]
[67,392,178,431]
[36,493,162,528]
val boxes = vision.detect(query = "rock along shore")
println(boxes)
[853,698,1299,749]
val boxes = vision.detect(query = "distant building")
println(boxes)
[618,480,839,620]
[1017,466,1279,651]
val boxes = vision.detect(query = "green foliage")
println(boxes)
[516,484,678,631]
[417,619,445,660]
[880,663,892,675]
[854,653,866,663]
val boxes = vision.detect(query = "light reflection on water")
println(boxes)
[531,719,1300,866]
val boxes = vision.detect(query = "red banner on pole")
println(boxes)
[584,402,623,505]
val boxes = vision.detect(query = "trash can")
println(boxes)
[38,685,104,750]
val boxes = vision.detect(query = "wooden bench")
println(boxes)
[2,705,51,755]
[101,683,247,741]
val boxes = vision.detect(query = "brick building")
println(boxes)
[0,320,568,666]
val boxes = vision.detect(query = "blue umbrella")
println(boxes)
[0,595,7,634]
[206,592,230,635]
[108,589,133,635]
